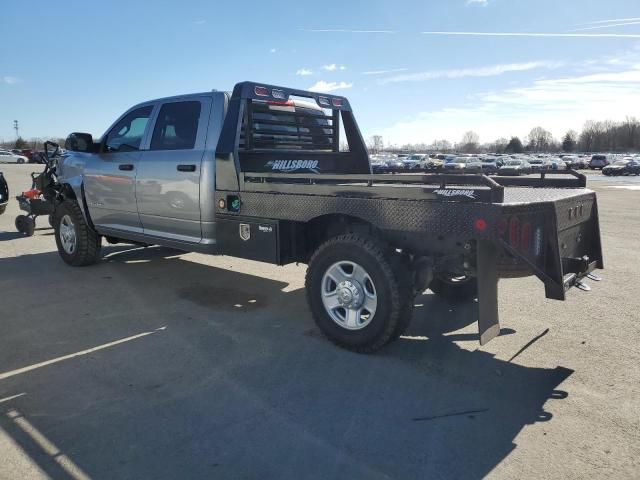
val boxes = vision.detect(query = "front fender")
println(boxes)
[57,152,94,226]
[59,180,93,227]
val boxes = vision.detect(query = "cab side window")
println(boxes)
[150,101,201,151]
[104,105,153,153]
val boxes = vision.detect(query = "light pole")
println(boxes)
[13,120,19,139]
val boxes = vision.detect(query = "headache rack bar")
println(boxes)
[216,81,372,191]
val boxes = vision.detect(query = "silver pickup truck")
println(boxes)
[55,81,604,353]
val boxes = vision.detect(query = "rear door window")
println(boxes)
[150,101,202,151]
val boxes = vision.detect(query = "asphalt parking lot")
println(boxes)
[0,164,638,480]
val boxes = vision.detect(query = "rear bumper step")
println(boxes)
[563,259,599,292]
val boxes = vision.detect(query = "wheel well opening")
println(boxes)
[302,214,376,260]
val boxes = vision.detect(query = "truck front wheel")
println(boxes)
[54,199,102,266]
[305,234,413,353]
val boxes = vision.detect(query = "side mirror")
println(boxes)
[65,132,95,152]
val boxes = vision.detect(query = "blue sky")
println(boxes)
[1,0,639,147]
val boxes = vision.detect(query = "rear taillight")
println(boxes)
[500,215,541,256]
[331,98,343,107]
[254,86,269,96]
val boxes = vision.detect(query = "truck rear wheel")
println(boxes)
[429,274,478,301]
[305,234,413,353]
[54,199,102,266]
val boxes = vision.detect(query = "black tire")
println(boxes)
[305,234,413,353]
[429,274,478,301]
[54,199,102,266]
[17,158,25,164]
[15,215,35,236]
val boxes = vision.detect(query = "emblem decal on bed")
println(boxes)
[266,160,319,172]
[433,189,477,199]
[239,223,251,241]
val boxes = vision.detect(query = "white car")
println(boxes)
[0,150,28,164]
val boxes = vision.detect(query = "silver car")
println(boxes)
[0,150,28,164]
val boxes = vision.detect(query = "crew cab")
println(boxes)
[55,82,604,353]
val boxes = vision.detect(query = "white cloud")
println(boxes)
[308,81,353,92]
[362,68,408,75]
[296,68,313,76]
[270,48,277,53]
[321,64,347,72]
[2,76,21,85]
[576,17,640,25]
[421,31,640,39]
[378,62,640,145]
[193,20,206,25]
[466,0,489,6]
[380,61,562,84]
[571,21,640,32]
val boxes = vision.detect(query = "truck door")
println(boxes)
[135,97,211,243]
[84,105,155,233]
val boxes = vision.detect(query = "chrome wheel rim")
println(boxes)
[59,215,77,254]
[321,261,377,330]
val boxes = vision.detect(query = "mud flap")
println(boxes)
[477,240,500,345]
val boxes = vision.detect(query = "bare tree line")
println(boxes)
[5,116,640,155]
[374,116,640,154]
[0,137,67,151]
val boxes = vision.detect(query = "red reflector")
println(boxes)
[509,217,520,247]
[474,218,487,232]
[331,98,343,107]
[521,222,531,251]
[254,86,269,97]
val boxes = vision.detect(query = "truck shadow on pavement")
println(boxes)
[0,245,572,480]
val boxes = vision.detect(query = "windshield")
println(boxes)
[505,160,522,166]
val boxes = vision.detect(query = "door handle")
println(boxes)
[118,164,134,171]
[177,164,196,172]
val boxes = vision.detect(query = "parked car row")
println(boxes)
[0,149,28,164]
[370,151,640,177]
[0,148,65,164]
